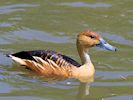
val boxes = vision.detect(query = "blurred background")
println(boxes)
[0,0,133,100]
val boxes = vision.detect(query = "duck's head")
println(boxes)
[77,30,117,51]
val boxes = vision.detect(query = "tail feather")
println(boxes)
[7,55,27,65]
[6,53,45,73]
[11,51,36,61]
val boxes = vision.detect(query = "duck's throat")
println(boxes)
[77,44,91,64]
[82,50,91,64]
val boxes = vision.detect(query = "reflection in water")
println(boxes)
[76,82,90,100]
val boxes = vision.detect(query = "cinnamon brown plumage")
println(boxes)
[7,30,117,82]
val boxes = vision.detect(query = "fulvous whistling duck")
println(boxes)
[7,30,117,82]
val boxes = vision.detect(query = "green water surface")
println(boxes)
[0,0,133,100]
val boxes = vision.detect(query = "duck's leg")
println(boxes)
[76,82,90,100]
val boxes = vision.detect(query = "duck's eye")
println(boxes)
[90,36,95,39]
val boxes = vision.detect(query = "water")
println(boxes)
[0,0,133,100]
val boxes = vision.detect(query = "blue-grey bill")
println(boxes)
[96,38,117,51]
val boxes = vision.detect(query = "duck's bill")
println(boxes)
[96,38,117,51]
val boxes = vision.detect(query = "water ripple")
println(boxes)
[0,22,16,27]
[93,82,133,86]
[59,2,112,8]
[0,96,46,100]
[6,28,72,43]
[0,37,10,44]
[0,52,12,65]
[104,95,133,100]
[0,4,39,14]
[96,71,133,80]
[0,82,14,93]
[100,32,133,46]
[128,20,133,24]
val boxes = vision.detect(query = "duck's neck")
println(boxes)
[76,42,94,100]
[77,43,91,65]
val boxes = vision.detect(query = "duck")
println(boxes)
[7,30,117,83]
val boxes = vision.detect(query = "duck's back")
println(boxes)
[8,50,81,80]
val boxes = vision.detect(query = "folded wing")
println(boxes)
[8,50,81,80]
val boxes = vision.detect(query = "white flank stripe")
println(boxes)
[9,55,26,65]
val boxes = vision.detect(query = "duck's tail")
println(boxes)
[7,54,27,66]
[6,53,45,73]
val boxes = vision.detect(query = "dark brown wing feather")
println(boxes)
[11,50,81,67]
